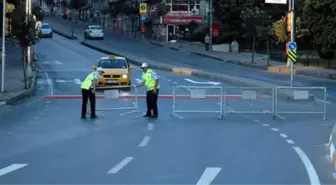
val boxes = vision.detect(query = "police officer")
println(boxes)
[81,67,104,119]
[136,63,160,118]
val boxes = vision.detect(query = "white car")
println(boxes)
[84,25,104,40]
[41,23,53,38]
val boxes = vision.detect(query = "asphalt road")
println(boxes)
[0,33,336,184]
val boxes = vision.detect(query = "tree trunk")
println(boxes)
[21,46,28,89]
[251,36,256,63]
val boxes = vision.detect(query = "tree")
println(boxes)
[272,16,310,43]
[240,6,271,63]
[303,0,336,59]
[32,4,44,21]
[100,7,110,28]
[11,2,41,89]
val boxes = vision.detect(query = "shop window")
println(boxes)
[172,4,188,11]
[166,4,172,12]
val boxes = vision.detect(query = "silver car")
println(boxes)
[84,25,104,40]
[41,23,53,38]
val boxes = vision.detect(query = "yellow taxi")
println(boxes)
[95,55,133,88]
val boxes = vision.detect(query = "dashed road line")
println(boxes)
[262,124,270,127]
[108,157,134,174]
[0,164,28,176]
[293,147,321,185]
[280,133,288,138]
[138,136,151,147]
[196,167,221,185]
[148,123,154,130]
[271,128,279,132]
[253,119,260,123]
[286,139,295,144]
[33,117,39,120]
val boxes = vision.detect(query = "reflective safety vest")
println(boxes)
[81,72,96,90]
[142,69,159,91]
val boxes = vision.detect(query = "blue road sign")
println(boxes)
[140,15,147,21]
[288,42,297,51]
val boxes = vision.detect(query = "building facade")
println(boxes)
[152,0,208,42]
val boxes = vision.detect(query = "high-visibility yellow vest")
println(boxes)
[142,69,159,91]
[81,72,95,90]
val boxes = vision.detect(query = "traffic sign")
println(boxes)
[140,15,147,21]
[288,42,297,51]
[287,48,297,63]
[139,3,147,15]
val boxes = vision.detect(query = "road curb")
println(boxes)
[2,71,37,105]
[329,123,336,170]
[53,28,78,40]
[80,41,313,100]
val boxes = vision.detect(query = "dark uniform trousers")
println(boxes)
[81,88,96,117]
[146,89,159,116]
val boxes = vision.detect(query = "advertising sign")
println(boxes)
[162,16,202,25]
[212,23,220,37]
[265,0,286,4]
[139,3,147,15]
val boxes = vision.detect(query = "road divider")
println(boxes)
[53,28,78,40]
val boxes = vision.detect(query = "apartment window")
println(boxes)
[166,4,172,12]
[172,4,188,11]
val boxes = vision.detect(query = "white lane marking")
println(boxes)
[41,60,63,65]
[262,124,270,127]
[0,102,5,106]
[286,139,295,144]
[293,147,321,185]
[280,133,288,138]
[25,96,44,106]
[316,98,331,104]
[184,78,221,85]
[135,78,142,83]
[0,164,28,176]
[34,117,39,119]
[254,120,260,123]
[74,79,82,85]
[148,123,154,130]
[276,115,286,120]
[138,136,151,147]
[196,167,221,185]
[55,80,66,83]
[44,72,54,95]
[271,128,279,132]
[173,82,178,85]
[107,157,134,174]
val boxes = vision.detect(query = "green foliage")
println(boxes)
[32,4,44,21]
[303,0,336,54]
[109,0,137,17]
[153,2,169,17]
[44,0,55,6]
[272,16,288,43]
[191,25,208,42]
[240,7,271,36]
[69,0,87,10]
[11,3,41,47]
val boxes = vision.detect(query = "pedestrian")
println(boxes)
[204,33,210,51]
[136,63,160,118]
[80,67,104,119]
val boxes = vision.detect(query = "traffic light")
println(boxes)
[6,3,15,14]
[5,18,9,36]
[287,12,291,32]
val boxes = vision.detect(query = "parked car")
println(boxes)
[41,23,53,38]
[84,25,104,40]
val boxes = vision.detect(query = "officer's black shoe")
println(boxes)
[143,114,151,117]
[81,116,86,119]
[151,115,158,118]
[91,115,98,119]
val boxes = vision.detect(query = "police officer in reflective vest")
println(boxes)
[136,63,160,118]
[80,67,104,119]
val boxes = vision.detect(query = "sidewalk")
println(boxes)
[48,16,336,80]
[0,41,37,104]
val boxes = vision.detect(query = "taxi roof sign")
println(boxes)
[108,55,116,59]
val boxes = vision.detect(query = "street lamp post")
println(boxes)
[1,0,6,92]
[208,0,212,51]
[289,0,295,87]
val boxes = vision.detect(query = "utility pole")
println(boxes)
[289,0,295,87]
[208,0,212,51]
[1,0,6,92]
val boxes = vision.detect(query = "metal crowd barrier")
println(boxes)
[223,87,275,117]
[171,85,224,119]
[275,86,327,120]
[88,85,142,116]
